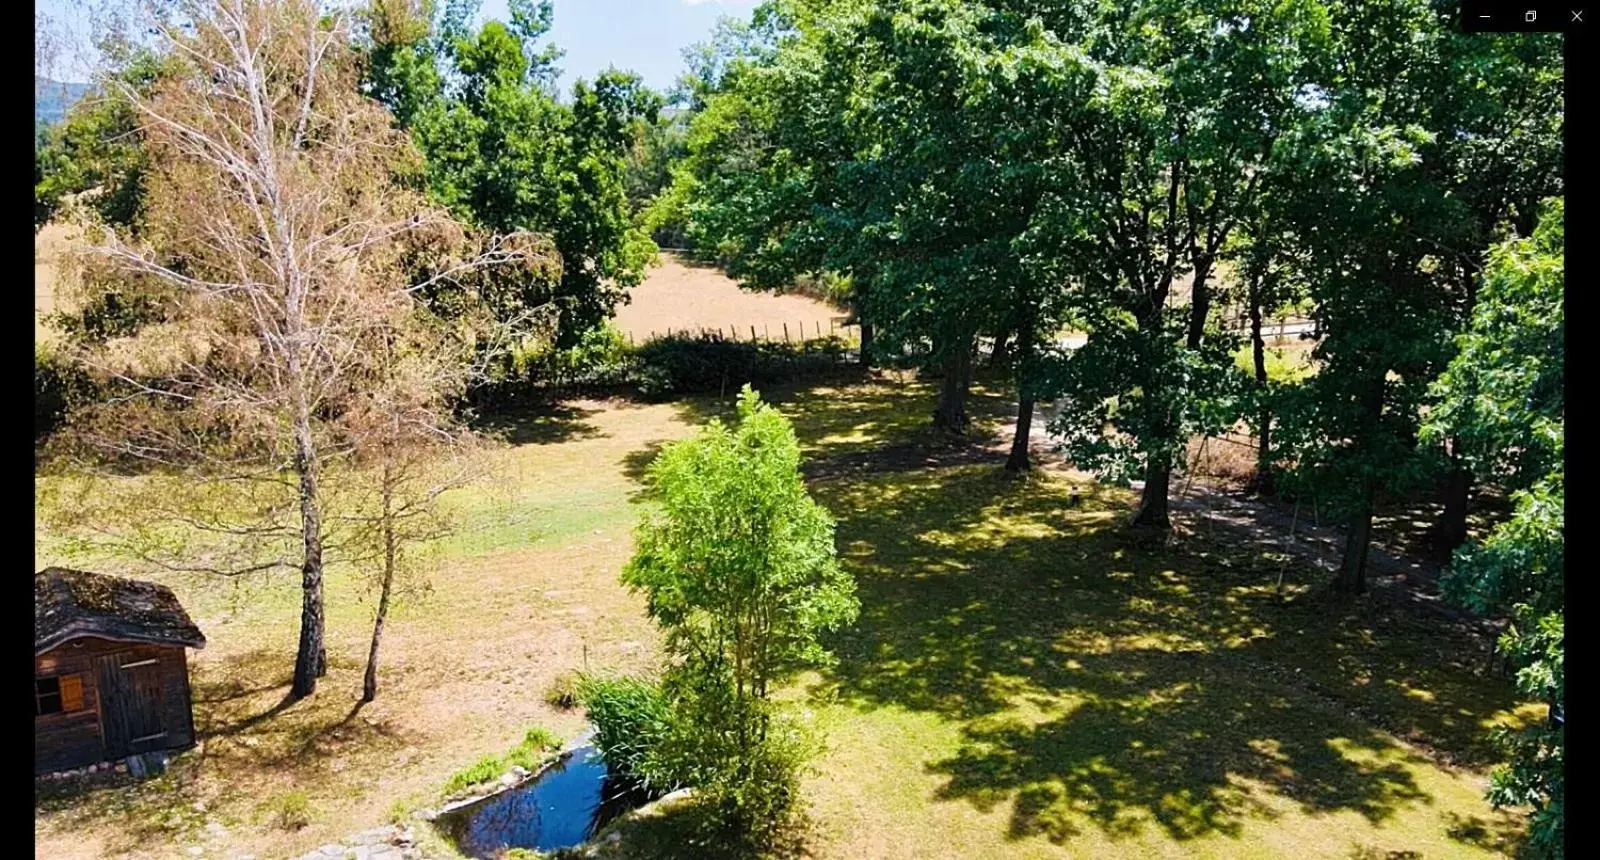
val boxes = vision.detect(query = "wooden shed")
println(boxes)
[34,568,206,775]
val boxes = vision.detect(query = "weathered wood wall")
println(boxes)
[35,637,197,774]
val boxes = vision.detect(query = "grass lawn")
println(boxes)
[795,468,1530,859]
[1234,340,1318,383]
[34,378,1531,859]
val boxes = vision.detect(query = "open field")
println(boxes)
[613,254,849,344]
[35,223,78,345]
[35,379,1531,859]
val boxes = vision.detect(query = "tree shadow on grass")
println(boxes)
[473,401,608,446]
[808,465,1521,846]
[188,650,419,775]
[1441,810,1531,858]
[622,439,669,496]
[665,376,1014,470]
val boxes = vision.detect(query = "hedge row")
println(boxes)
[36,330,859,442]
[472,331,857,410]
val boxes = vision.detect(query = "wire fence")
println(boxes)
[619,317,861,348]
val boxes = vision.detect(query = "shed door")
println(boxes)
[95,654,168,758]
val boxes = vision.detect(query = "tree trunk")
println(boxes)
[1253,409,1276,496]
[1005,310,1036,472]
[363,460,397,703]
[1132,459,1172,528]
[290,413,326,700]
[1336,478,1376,593]
[1436,442,1472,558]
[932,334,974,435]
[1006,396,1034,473]
[1185,256,1214,351]
[859,321,874,369]
[1336,372,1388,593]
[1248,291,1275,496]
[990,328,1013,370]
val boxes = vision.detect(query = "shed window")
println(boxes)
[35,677,62,716]
[35,674,85,716]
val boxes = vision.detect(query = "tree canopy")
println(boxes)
[1426,198,1563,856]
[362,0,660,347]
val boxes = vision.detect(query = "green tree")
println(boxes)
[1272,0,1561,590]
[671,1,899,371]
[363,0,658,347]
[1424,199,1562,857]
[1037,0,1326,525]
[1227,188,1310,496]
[623,386,858,849]
[678,1,1085,435]
[671,11,782,112]
[1420,24,1563,555]
[34,51,167,232]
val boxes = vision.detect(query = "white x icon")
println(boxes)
[1575,10,1587,22]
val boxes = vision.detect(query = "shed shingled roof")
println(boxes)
[35,568,206,656]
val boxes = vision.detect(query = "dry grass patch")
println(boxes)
[34,400,697,859]
[613,255,850,344]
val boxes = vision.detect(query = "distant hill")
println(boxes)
[35,77,92,128]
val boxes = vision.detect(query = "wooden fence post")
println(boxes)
[783,323,790,342]
[751,325,758,341]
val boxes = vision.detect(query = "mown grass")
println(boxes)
[791,465,1532,859]
[35,375,1530,859]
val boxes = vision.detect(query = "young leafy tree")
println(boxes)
[51,0,536,699]
[342,325,486,703]
[623,385,858,848]
[1424,199,1562,857]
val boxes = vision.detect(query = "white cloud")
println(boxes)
[683,0,757,6]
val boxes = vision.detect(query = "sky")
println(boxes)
[485,0,760,94]
[36,0,760,94]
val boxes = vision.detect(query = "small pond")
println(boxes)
[437,745,649,857]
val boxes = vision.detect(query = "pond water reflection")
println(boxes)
[437,745,648,857]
